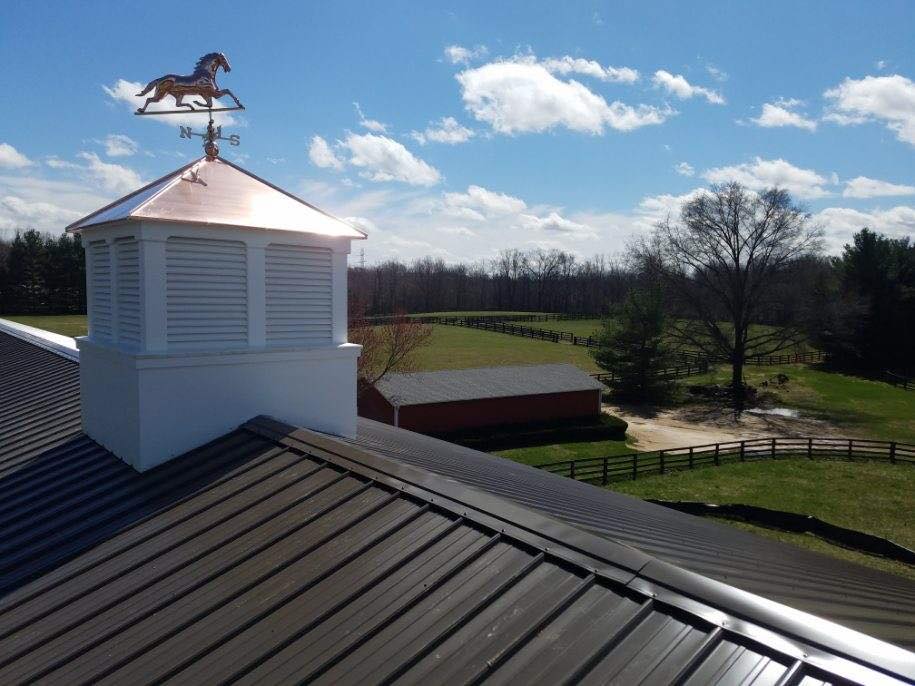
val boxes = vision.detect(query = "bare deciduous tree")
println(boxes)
[348,300,432,395]
[640,183,822,393]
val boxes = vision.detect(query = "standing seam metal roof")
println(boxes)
[1,331,914,684]
[375,363,604,406]
[348,417,915,651]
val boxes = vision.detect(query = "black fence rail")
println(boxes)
[536,436,915,486]
[591,360,710,386]
[886,370,914,391]
[365,312,601,325]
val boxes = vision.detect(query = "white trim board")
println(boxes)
[0,318,80,362]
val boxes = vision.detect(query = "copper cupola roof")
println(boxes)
[66,156,367,239]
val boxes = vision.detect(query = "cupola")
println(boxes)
[67,157,366,471]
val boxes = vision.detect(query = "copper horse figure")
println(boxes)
[135,53,243,113]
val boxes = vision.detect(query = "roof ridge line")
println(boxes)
[243,416,915,682]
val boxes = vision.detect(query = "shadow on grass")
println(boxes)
[432,414,628,452]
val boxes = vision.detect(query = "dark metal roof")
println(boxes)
[375,363,603,406]
[349,418,915,651]
[1,330,914,684]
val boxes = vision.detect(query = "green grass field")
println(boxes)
[688,363,915,442]
[611,458,915,579]
[411,324,599,372]
[495,437,633,467]
[1,314,88,337]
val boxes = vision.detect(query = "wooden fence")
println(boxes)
[536,436,915,486]
[886,371,914,391]
[590,360,710,386]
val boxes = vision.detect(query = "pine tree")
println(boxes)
[590,285,672,399]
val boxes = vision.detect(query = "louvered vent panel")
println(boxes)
[90,240,112,341]
[115,237,141,346]
[166,237,247,350]
[266,244,333,346]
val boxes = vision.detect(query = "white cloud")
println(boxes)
[674,162,695,177]
[457,59,674,135]
[652,70,725,104]
[353,102,388,133]
[0,174,111,232]
[540,56,639,83]
[436,226,478,237]
[411,117,474,145]
[0,143,33,169]
[842,176,915,198]
[343,133,441,186]
[443,185,527,218]
[103,134,139,157]
[749,100,817,131]
[824,74,915,145]
[706,64,728,82]
[814,205,915,250]
[308,135,344,170]
[444,44,488,65]
[76,152,143,194]
[519,211,594,236]
[103,79,239,127]
[876,60,888,71]
[702,157,833,199]
[343,216,378,234]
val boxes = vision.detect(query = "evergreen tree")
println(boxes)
[590,285,673,399]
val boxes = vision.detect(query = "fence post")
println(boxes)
[771,437,776,459]
[659,450,666,474]
[570,461,576,480]
[890,442,897,464]
[632,454,637,480]
[808,437,813,460]
[848,438,853,460]
[602,457,608,485]
[689,446,694,469]
[739,441,745,462]
[714,444,720,466]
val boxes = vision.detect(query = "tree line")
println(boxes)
[349,250,633,316]
[0,230,86,314]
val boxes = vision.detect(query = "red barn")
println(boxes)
[358,363,603,433]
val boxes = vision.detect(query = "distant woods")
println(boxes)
[350,249,632,317]
[0,229,86,315]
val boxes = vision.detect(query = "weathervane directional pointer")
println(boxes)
[133,52,244,159]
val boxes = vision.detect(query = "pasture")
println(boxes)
[612,458,915,579]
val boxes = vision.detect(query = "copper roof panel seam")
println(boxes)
[92,505,444,682]
[0,481,390,684]
[0,430,267,563]
[153,513,482,685]
[0,455,330,636]
[243,418,651,584]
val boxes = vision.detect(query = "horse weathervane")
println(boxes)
[134,52,245,159]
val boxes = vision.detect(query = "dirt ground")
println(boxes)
[604,401,848,452]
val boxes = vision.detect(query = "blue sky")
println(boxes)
[1,0,913,261]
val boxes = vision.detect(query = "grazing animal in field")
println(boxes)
[135,52,243,113]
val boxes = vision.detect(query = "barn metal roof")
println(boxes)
[65,156,367,239]
[349,417,915,650]
[375,363,604,406]
[1,329,914,684]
